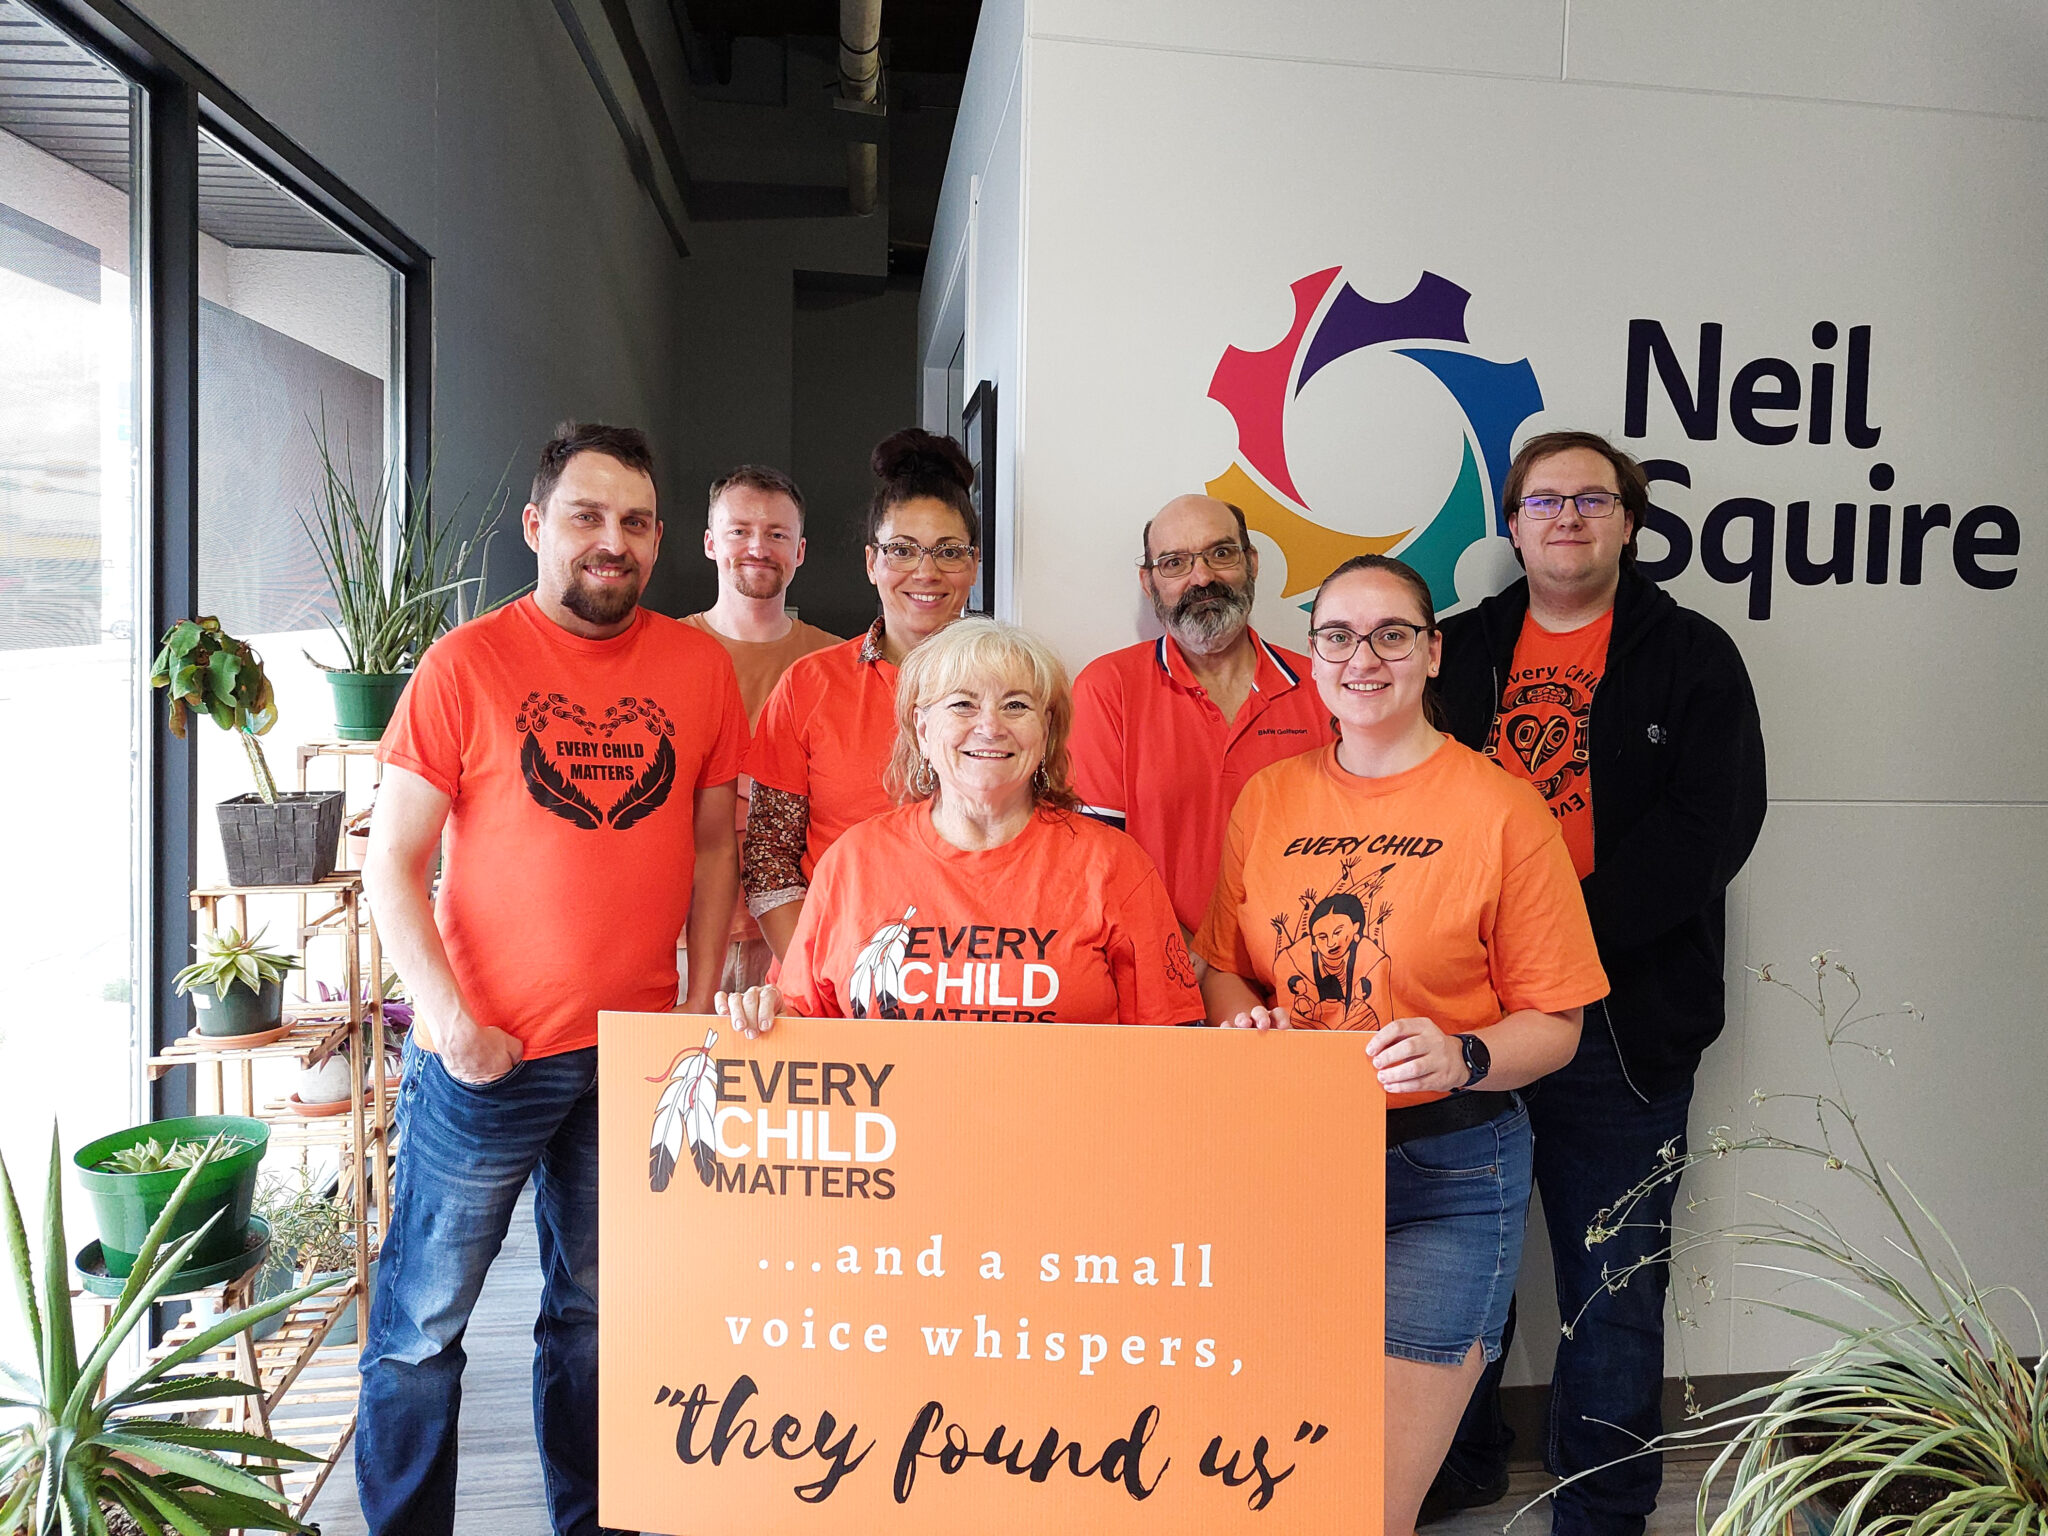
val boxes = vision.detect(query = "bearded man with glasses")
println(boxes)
[1425,431,1768,1536]
[1070,494,1332,948]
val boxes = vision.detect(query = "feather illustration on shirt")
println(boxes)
[848,906,917,1019]
[647,1027,719,1190]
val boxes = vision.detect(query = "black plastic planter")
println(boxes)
[216,790,345,886]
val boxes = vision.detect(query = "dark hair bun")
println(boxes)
[871,427,974,494]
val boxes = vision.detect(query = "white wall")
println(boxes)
[927,0,2048,1384]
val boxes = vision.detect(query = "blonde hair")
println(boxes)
[887,617,1080,811]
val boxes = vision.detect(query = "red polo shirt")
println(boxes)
[1069,629,1332,931]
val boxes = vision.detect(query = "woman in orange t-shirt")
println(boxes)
[719,618,1203,1032]
[742,428,982,959]
[1193,555,1607,1536]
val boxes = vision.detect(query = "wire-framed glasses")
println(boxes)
[1139,540,1248,579]
[1515,491,1624,519]
[869,538,977,572]
[1306,621,1435,664]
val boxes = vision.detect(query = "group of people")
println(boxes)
[353,418,1767,1536]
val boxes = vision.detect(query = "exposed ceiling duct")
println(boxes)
[839,0,882,215]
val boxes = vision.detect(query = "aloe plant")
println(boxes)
[0,1127,337,1534]
[170,927,298,1001]
[300,417,524,675]
[94,1135,253,1178]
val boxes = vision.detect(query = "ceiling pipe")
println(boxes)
[839,0,882,215]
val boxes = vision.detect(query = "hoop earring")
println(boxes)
[912,756,936,797]
[1031,764,1050,798]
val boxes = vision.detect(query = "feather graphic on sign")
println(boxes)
[849,906,916,1019]
[608,733,677,830]
[520,731,603,829]
[646,1027,720,1191]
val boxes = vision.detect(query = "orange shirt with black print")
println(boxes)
[1193,740,1607,1108]
[1482,610,1612,879]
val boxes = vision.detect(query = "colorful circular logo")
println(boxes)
[1206,268,1545,611]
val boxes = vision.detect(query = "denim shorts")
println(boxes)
[1385,1099,1533,1366]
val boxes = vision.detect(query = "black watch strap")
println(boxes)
[1458,1031,1492,1089]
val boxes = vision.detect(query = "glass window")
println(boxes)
[0,0,143,1348]
[193,126,400,887]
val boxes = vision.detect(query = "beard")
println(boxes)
[560,561,644,627]
[728,560,789,600]
[1155,570,1255,654]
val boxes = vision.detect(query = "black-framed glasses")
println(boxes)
[1515,491,1624,519]
[1139,540,1249,579]
[1307,622,1435,664]
[869,538,977,572]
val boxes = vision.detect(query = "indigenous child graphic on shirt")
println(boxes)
[1269,858,1395,1030]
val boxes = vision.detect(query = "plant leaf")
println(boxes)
[40,1126,77,1415]
[102,1420,321,1462]
[94,1432,292,1505]
[0,1143,45,1389]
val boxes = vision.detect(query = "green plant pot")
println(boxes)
[189,975,284,1037]
[327,670,412,742]
[73,1115,269,1279]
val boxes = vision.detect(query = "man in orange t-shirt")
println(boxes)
[1071,494,1331,937]
[681,464,838,991]
[1430,431,1766,1535]
[359,424,748,1536]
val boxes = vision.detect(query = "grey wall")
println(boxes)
[132,0,918,630]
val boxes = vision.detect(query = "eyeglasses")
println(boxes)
[1306,622,1435,664]
[1140,541,1249,579]
[870,538,977,572]
[1515,491,1625,519]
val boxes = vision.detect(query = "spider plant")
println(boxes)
[299,416,523,675]
[1560,953,2047,1536]
[0,1126,336,1534]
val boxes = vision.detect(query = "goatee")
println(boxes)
[561,568,642,627]
[1160,573,1255,654]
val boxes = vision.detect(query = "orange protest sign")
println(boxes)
[598,1012,1384,1534]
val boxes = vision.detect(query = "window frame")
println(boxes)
[19,0,432,1116]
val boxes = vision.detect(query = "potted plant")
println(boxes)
[250,1169,376,1348]
[170,926,298,1039]
[299,422,522,741]
[71,1119,266,1281]
[1,1127,333,1534]
[148,618,344,887]
[1567,954,2048,1535]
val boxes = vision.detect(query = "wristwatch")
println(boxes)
[1457,1032,1492,1090]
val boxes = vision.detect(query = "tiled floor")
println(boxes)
[312,1193,1719,1535]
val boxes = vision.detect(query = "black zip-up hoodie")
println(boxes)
[1437,566,1767,1095]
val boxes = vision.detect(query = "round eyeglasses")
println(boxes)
[1306,621,1435,664]
[1139,541,1249,580]
[1515,491,1624,519]
[869,538,977,572]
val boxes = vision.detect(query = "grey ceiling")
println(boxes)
[0,0,364,253]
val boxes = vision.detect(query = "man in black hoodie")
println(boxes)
[1425,430,1766,1536]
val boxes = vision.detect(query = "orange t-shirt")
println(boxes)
[777,804,1203,1027]
[743,630,899,879]
[683,613,840,942]
[1192,740,1608,1107]
[1483,610,1612,879]
[380,598,749,1058]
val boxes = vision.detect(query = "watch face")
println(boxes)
[1462,1032,1491,1084]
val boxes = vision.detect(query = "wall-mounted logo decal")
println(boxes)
[1206,268,1543,611]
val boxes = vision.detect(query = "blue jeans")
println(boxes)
[1444,1003,1694,1536]
[1385,1102,1533,1365]
[357,1038,605,1536]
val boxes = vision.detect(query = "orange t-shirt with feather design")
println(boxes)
[776,804,1202,1027]
[380,598,748,1059]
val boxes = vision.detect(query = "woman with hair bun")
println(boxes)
[743,428,983,958]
